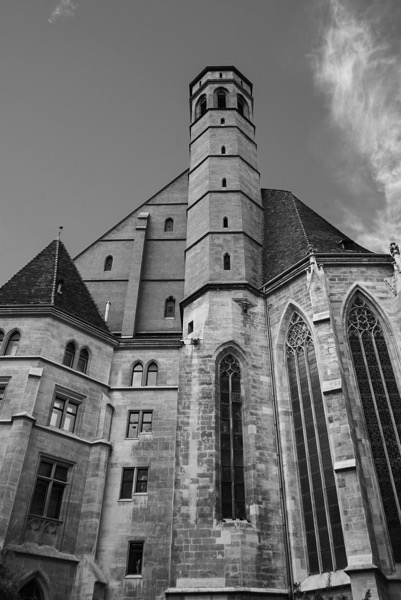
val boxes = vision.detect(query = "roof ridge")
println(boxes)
[50,238,60,305]
[291,194,311,248]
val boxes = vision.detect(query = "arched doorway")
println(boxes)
[19,579,44,600]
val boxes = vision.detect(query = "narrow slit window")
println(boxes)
[104,256,113,271]
[132,363,143,387]
[165,296,176,318]
[223,217,228,228]
[222,178,227,188]
[223,253,231,270]
[221,146,226,154]
[221,118,225,125]
[164,218,174,232]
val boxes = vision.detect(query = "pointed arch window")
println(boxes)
[146,362,158,386]
[132,363,143,387]
[165,296,176,318]
[348,295,401,561]
[219,354,245,519]
[286,313,347,573]
[104,256,113,271]
[217,90,227,109]
[19,578,45,600]
[63,342,76,368]
[4,331,20,356]
[196,94,207,119]
[164,218,174,232]
[77,348,89,374]
[237,95,249,118]
[223,253,231,270]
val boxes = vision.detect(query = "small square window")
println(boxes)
[120,467,149,499]
[127,541,144,575]
[49,394,79,433]
[127,411,153,438]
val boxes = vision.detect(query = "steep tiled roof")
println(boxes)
[261,189,370,283]
[0,240,109,333]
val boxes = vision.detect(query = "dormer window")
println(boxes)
[104,256,113,271]
[337,238,353,251]
[56,279,63,294]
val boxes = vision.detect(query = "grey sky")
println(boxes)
[1,0,400,286]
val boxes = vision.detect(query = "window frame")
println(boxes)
[62,341,77,368]
[126,541,144,576]
[104,255,113,271]
[4,330,21,356]
[164,296,176,319]
[119,467,149,499]
[28,457,72,521]
[126,410,153,439]
[145,362,158,386]
[48,389,83,434]
[131,362,144,387]
[77,347,90,374]
[0,378,10,405]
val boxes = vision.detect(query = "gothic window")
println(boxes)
[77,348,89,374]
[62,342,76,368]
[19,579,45,600]
[223,217,228,228]
[29,458,70,520]
[348,295,401,561]
[145,362,158,386]
[217,90,227,109]
[286,313,347,574]
[237,94,249,118]
[104,256,113,271]
[132,363,143,387]
[165,296,176,318]
[164,218,174,232]
[4,331,20,356]
[219,354,245,520]
[223,253,231,270]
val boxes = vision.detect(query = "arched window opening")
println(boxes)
[77,348,89,374]
[217,90,227,109]
[164,218,174,232]
[0,330,4,345]
[286,313,347,574]
[132,363,143,387]
[237,95,249,118]
[220,118,225,125]
[63,342,76,368]
[104,256,113,272]
[348,295,401,561]
[146,362,158,386]
[219,72,223,78]
[222,178,227,188]
[223,217,228,228]
[4,331,20,356]
[223,253,231,270]
[165,296,176,318]
[220,354,245,519]
[195,95,207,119]
[221,146,226,154]
[19,579,44,600]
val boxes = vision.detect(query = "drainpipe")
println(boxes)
[264,295,294,599]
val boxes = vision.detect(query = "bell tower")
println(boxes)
[185,66,262,297]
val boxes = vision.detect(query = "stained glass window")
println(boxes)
[286,313,347,573]
[220,354,246,520]
[348,295,401,561]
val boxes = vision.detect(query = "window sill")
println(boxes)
[124,575,143,579]
[118,494,148,502]
[164,317,175,320]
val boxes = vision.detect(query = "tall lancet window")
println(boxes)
[348,295,401,561]
[219,354,245,520]
[286,313,347,574]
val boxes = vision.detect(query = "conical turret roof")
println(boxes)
[0,239,109,333]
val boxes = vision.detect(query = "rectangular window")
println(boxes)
[29,459,70,520]
[49,394,79,433]
[0,380,9,403]
[127,541,144,575]
[120,467,148,499]
[126,411,153,438]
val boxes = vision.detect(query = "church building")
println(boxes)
[0,66,400,600]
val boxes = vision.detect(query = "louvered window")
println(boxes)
[286,313,347,573]
[348,295,401,561]
[220,354,245,520]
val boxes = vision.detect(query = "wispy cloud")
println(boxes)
[49,0,79,24]
[311,0,401,251]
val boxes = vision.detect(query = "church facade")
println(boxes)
[0,66,400,600]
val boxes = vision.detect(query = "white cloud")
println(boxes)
[311,0,401,250]
[49,0,78,24]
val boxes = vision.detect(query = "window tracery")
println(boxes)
[286,312,346,573]
[348,295,401,561]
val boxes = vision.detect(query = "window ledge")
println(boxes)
[164,317,175,320]
[222,518,253,529]
[124,575,143,579]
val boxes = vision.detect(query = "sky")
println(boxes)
[1,0,401,286]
